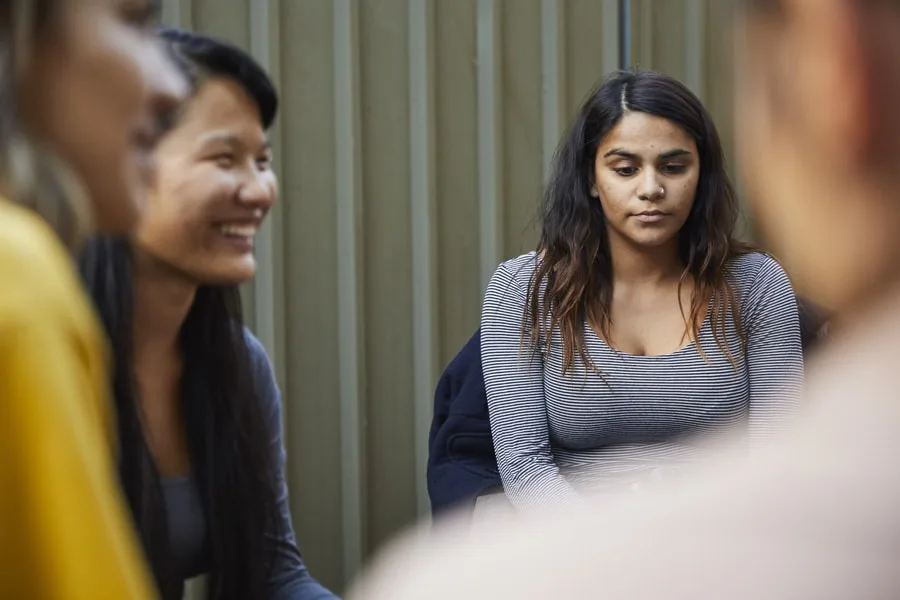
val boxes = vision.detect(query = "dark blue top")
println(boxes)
[426,327,501,517]
[161,329,338,599]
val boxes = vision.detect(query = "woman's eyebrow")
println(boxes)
[602,148,693,160]
[658,148,692,160]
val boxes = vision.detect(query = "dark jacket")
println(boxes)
[426,298,829,518]
[427,328,498,517]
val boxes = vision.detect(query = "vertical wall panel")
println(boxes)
[565,0,619,118]
[408,0,440,520]
[501,0,543,259]
[279,0,346,591]
[683,0,706,96]
[358,0,417,557]
[332,0,368,585]
[476,0,504,291]
[435,0,480,367]
[159,1,737,595]
[193,0,249,46]
[540,0,565,184]
[634,0,655,70]
[161,0,193,29]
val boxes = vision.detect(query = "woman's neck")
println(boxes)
[132,249,197,358]
[609,235,683,286]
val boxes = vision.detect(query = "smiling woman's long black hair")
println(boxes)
[78,28,281,600]
[531,69,753,373]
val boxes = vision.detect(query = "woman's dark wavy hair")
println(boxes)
[78,29,280,600]
[530,69,752,373]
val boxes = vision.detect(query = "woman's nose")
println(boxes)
[638,170,664,201]
[238,169,277,210]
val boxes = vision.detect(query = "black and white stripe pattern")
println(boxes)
[480,251,804,509]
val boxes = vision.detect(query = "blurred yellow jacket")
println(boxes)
[0,199,156,599]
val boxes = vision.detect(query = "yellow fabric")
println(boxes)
[0,200,157,599]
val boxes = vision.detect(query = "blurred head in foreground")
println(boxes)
[736,0,900,317]
[0,0,186,247]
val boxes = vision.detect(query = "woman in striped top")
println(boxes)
[481,70,803,510]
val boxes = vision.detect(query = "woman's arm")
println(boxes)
[743,256,805,442]
[245,333,340,600]
[481,259,580,510]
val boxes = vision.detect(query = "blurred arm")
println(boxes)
[0,313,157,599]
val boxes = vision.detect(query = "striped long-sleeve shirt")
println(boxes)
[480,251,803,509]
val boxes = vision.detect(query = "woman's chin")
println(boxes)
[196,259,257,286]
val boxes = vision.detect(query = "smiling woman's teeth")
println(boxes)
[220,225,257,237]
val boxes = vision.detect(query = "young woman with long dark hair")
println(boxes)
[79,28,336,600]
[480,69,803,509]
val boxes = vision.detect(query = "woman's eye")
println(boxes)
[614,166,637,177]
[121,1,160,31]
[663,164,687,174]
[255,156,272,171]
[214,154,235,169]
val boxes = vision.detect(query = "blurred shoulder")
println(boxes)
[242,327,275,378]
[0,200,96,330]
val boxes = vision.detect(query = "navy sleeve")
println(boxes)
[245,330,340,600]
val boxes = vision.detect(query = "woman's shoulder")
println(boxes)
[0,200,71,305]
[241,328,284,424]
[726,250,778,275]
[482,252,542,310]
[0,200,99,332]
[242,328,275,378]
[490,251,540,286]
[0,201,112,442]
[726,251,796,310]
[726,251,790,287]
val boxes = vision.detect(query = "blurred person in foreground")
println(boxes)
[345,0,900,597]
[0,0,185,598]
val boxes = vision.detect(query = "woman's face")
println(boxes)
[21,0,186,234]
[593,111,700,251]
[134,76,277,284]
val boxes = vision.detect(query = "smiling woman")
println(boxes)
[78,28,336,600]
[479,69,805,510]
[139,73,275,281]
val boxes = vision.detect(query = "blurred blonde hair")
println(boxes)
[0,0,91,250]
